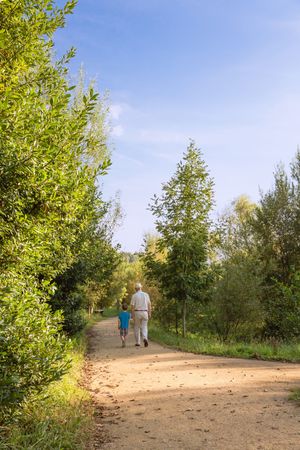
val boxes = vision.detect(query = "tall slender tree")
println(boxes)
[146,141,214,336]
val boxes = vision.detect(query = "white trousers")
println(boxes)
[134,311,148,344]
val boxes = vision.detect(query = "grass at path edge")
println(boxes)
[0,313,104,450]
[149,322,300,363]
[149,323,300,406]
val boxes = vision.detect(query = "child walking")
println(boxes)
[118,303,131,347]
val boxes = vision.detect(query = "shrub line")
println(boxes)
[149,323,300,364]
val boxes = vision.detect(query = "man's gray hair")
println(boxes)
[135,282,142,289]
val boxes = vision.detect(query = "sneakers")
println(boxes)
[135,341,149,347]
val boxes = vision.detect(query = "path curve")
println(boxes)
[85,318,300,450]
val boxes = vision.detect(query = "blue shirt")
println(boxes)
[119,311,130,329]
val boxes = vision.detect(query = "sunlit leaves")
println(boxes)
[0,0,113,420]
[146,142,214,336]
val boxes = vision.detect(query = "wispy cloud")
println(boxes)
[109,101,135,118]
[111,124,124,137]
[109,101,139,139]
[116,153,145,167]
[136,128,187,145]
[110,103,123,120]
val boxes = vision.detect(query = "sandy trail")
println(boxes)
[85,318,300,450]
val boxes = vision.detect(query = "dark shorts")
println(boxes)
[120,328,128,337]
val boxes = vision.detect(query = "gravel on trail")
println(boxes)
[85,318,300,450]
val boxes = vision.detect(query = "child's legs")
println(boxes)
[120,328,128,341]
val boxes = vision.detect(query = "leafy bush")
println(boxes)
[0,276,70,422]
[209,257,264,341]
[63,309,88,335]
[0,0,117,423]
[0,326,93,450]
[263,272,300,339]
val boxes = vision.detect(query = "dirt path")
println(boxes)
[85,318,300,450]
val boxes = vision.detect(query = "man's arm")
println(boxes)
[130,295,135,319]
[147,295,151,319]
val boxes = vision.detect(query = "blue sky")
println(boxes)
[55,0,300,251]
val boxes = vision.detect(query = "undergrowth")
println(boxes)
[149,322,300,363]
[0,317,102,450]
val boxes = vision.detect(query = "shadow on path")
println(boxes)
[85,318,300,450]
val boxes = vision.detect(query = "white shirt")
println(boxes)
[131,291,151,311]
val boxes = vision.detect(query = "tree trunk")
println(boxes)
[175,304,179,335]
[182,298,187,338]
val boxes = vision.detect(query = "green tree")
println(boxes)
[209,257,264,341]
[51,188,121,333]
[208,196,264,341]
[253,165,297,284]
[252,160,300,337]
[52,229,120,333]
[0,0,114,418]
[267,272,300,339]
[146,142,214,336]
[217,195,257,259]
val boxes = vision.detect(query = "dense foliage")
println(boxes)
[0,0,119,421]
[137,144,300,344]
[2,0,300,430]
[144,142,214,336]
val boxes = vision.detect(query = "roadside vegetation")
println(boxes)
[149,322,300,363]
[289,389,300,403]
[119,157,300,393]
[102,307,120,318]
[114,144,300,370]
[0,0,120,438]
[0,322,96,450]
[2,0,300,445]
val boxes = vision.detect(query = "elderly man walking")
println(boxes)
[130,282,151,347]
